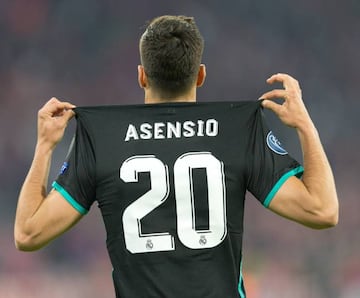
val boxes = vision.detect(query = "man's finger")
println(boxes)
[45,98,76,110]
[267,73,299,90]
[60,102,76,110]
[259,89,287,100]
[52,101,76,112]
[41,99,76,117]
[62,109,76,123]
[266,73,287,83]
[54,109,75,128]
[261,99,282,114]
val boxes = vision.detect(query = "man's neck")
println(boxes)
[144,89,197,104]
[145,97,196,104]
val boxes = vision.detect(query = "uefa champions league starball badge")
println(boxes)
[266,131,288,155]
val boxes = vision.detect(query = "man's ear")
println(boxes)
[138,65,147,88]
[196,64,206,87]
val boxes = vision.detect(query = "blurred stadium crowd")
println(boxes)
[0,0,359,297]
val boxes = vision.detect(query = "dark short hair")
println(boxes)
[140,15,204,97]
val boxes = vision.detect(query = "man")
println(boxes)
[15,15,338,297]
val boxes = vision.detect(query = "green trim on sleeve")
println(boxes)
[52,181,88,215]
[263,166,304,208]
[238,261,246,298]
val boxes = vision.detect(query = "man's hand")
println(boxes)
[37,97,76,151]
[259,73,313,131]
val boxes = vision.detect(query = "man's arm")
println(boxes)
[14,98,83,251]
[260,73,339,229]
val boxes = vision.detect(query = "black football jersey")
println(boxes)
[53,101,303,298]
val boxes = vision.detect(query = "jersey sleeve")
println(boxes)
[52,117,96,214]
[246,107,304,207]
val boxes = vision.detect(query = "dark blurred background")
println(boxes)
[0,0,359,297]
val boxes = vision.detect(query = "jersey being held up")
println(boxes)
[53,101,303,298]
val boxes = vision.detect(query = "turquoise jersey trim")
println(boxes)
[263,166,304,208]
[238,261,246,298]
[52,181,88,215]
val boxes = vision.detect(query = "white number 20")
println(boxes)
[120,152,227,254]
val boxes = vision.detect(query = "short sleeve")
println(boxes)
[246,107,303,207]
[52,118,96,214]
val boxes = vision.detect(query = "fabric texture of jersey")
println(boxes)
[54,101,303,298]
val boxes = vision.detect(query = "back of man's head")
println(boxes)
[139,15,204,98]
